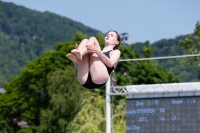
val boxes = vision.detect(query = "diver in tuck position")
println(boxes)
[66,30,121,89]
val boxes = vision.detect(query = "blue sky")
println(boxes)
[2,0,200,44]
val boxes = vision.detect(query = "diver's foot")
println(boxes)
[71,49,82,61]
[66,53,79,64]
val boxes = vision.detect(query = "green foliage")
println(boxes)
[134,26,200,82]
[0,31,106,132]
[67,91,109,133]
[179,22,200,65]
[116,44,179,86]
[142,44,153,58]
[38,68,85,133]
[0,40,76,131]
[0,111,14,133]
[115,44,140,85]
[17,128,33,133]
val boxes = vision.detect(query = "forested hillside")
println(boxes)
[152,35,200,82]
[134,33,200,82]
[0,1,99,87]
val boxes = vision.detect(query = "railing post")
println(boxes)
[106,77,111,133]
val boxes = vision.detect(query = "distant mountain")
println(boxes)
[0,1,99,86]
[0,1,99,43]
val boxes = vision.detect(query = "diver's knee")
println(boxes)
[81,38,89,43]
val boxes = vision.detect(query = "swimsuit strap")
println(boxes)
[103,50,113,58]
[103,50,114,75]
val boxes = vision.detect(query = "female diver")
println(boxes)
[66,30,121,89]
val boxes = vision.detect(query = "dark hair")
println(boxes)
[106,30,121,50]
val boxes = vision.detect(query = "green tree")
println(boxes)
[0,32,93,132]
[38,68,85,133]
[115,44,179,86]
[179,22,200,65]
[0,94,14,133]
